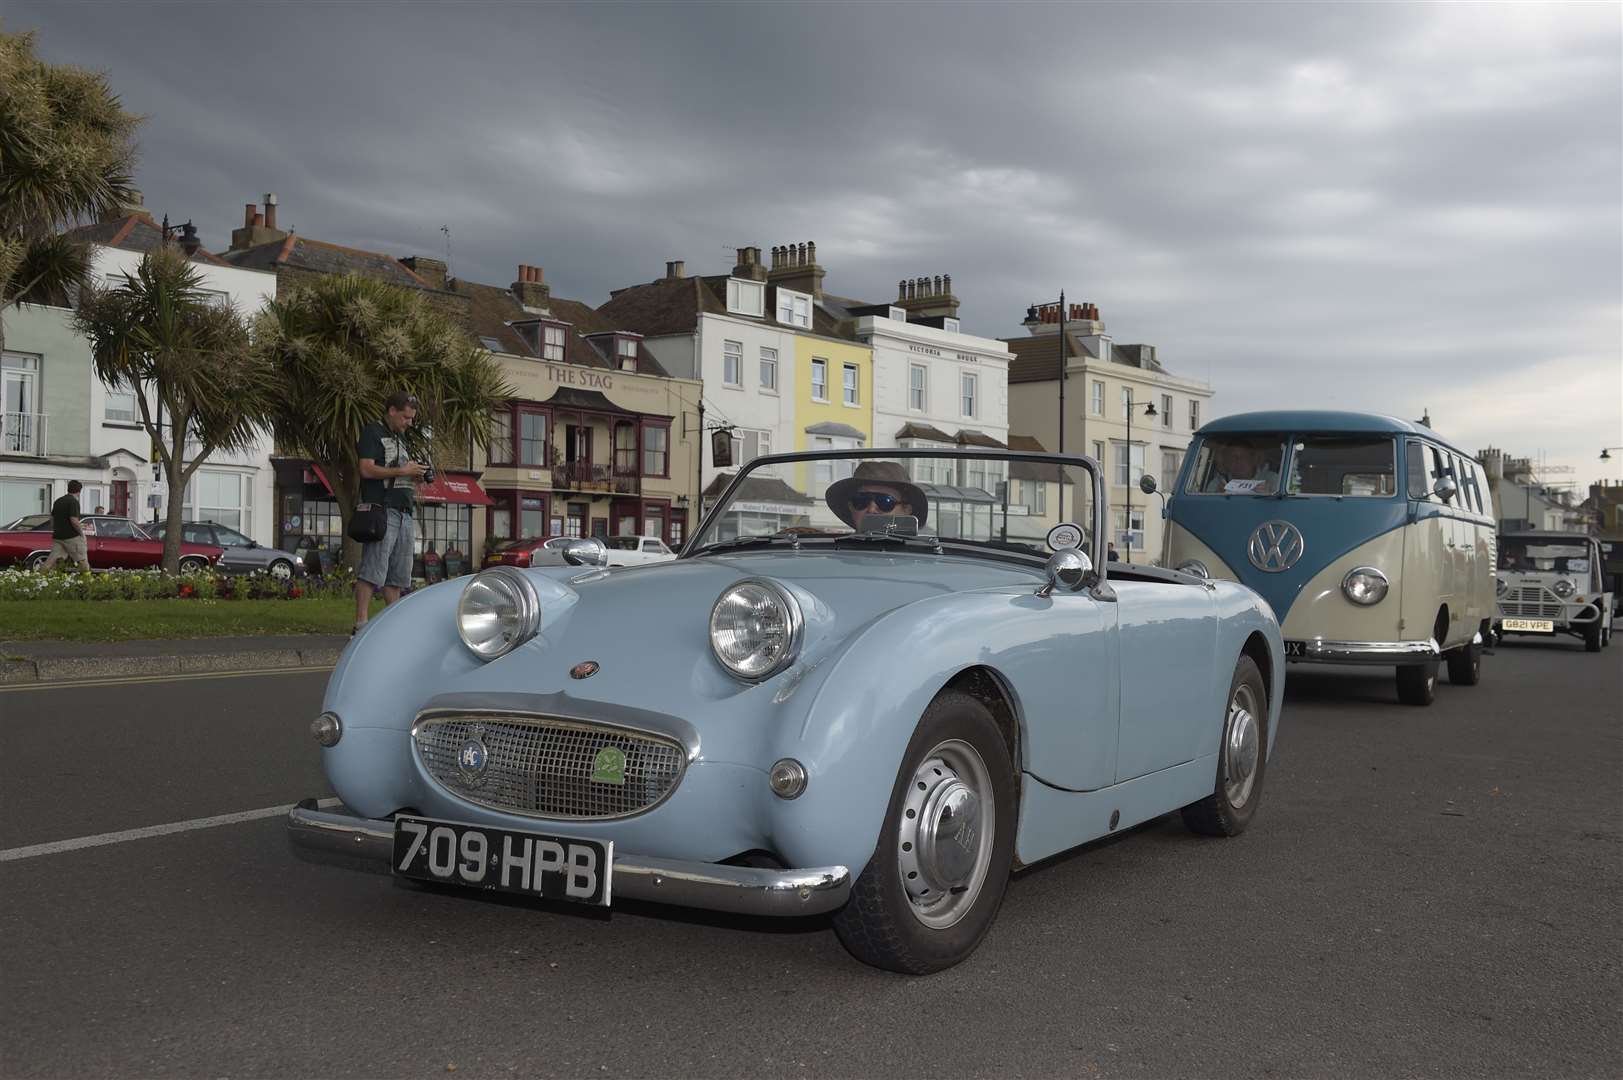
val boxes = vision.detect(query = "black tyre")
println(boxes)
[268,558,294,580]
[1181,654,1268,837]
[1396,660,1438,706]
[1445,641,1481,685]
[24,551,49,571]
[832,690,1016,975]
[1584,621,1602,653]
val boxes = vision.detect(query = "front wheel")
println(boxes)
[24,551,49,571]
[1445,641,1481,685]
[1584,620,1602,653]
[1182,654,1268,837]
[178,556,209,573]
[268,558,294,580]
[832,690,1016,975]
[1396,661,1438,706]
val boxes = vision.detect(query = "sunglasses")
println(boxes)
[848,491,900,512]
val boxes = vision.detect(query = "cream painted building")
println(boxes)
[1005,302,1213,563]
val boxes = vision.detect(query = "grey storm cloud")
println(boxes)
[12,0,1621,483]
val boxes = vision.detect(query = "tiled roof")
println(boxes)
[804,420,865,439]
[1008,434,1047,453]
[219,234,430,289]
[895,421,954,442]
[450,278,669,377]
[700,472,816,504]
[954,428,1007,449]
[1001,332,1097,384]
[597,276,725,336]
[67,214,233,266]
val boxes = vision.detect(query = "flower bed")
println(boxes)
[0,566,360,603]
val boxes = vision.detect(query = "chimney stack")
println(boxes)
[732,246,767,281]
[229,191,289,251]
[665,260,686,280]
[400,255,447,289]
[895,273,959,320]
[765,240,825,299]
[512,263,551,310]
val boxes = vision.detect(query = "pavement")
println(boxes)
[0,633,348,685]
[0,637,1618,1078]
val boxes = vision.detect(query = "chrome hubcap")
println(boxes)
[896,739,994,929]
[270,562,292,580]
[1224,685,1261,809]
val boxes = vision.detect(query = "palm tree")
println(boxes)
[75,250,277,571]
[0,27,141,352]
[252,273,513,568]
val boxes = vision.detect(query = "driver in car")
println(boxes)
[825,461,929,531]
[1203,442,1280,494]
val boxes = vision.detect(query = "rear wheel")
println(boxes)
[24,551,49,571]
[1182,655,1268,837]
[178,556,208,573]
[1445,640,1481,685]
[1396,661,1438,706]
[832,690,1016,975]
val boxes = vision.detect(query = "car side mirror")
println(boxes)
[1037,548,1093,598]
[1434,476,1458,503]
[1138,474,1158,495]
[563,537,608,567]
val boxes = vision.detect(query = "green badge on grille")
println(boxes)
[591,746,627,785]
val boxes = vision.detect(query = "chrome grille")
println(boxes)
[1499,585,1563,619]
[414,713,685,820]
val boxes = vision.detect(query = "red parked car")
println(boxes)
[0,515,223,571]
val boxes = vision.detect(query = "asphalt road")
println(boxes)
[1,640,1619,1079]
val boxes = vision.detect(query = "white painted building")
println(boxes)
[0,205,278,541]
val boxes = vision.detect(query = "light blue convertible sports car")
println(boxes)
[289,448,1284,973]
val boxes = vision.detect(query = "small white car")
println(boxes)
[1496,532,1614,652]
[602,535,677,566]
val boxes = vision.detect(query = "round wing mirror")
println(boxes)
[562,537,608,567]
[1434,475,1459,503]
[1037,548,1093,598]
[1138,474,1158,495]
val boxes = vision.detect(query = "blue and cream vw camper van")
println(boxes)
[1154,411,1496,706]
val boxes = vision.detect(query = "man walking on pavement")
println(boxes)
[43,480,90,571]
[354,391,427,632]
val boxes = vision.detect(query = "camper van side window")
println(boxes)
[1406,440,1431,501]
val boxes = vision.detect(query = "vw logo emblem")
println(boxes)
[457,738,489,780]
[1247,520,1305,573]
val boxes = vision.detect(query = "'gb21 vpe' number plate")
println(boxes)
[392,815,612,906]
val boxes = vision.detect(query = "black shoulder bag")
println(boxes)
[346,450,396,543]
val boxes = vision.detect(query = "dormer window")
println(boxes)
[888,306,907,321]
[616,337,638,372]
[726,278,764,318]
[776,288,811,329]
[942,317,960,333]
[542,324,567,362]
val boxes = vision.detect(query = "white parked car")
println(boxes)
[602,535,677,566]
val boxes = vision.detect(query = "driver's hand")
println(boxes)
[403,461,428,478]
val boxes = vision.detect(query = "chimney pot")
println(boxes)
[933,275,942,296]
[263,194,277,230]
[898,280,907,300]
[807,241,816,264]
[942,274,951,294]
[797,242,807,266]
[244,202,257,227]
[665,259,685,279]
[252,211,263,227]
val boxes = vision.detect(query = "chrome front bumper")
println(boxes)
[1286,637,1443,665]
[286,800,852,917]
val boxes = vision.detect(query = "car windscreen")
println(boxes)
[1287,437,1396,497]
[688,450,1100,563]
[1499,540,1589,574]
[1183,436,1287,495]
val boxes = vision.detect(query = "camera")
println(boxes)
[418,459,436,485]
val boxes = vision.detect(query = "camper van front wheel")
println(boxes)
[1396,661,1437,706]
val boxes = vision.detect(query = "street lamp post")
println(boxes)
[1123,391,1158,564]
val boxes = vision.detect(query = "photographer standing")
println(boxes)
[353,390,427,632]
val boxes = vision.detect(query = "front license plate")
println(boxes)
[392,815,612,906]
[1502,618,1555,632]
[1284,639,1308,658]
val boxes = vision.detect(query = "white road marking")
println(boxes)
[0,797,344,863]
[0,664,335,694]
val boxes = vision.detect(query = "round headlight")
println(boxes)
[457,567,541,661]
[1342,566,1389,606]
[1495,577,1508,596]
[1552,579,1576,598]
[1176,559,1210,579]
[710,578,803,681]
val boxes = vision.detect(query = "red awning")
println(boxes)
[418,471,495,506]
[305,464,492,506]
[308,465,334,494]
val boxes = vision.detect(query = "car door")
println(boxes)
[184,524,225,569]
[1013,586,1119,793]
[91,518,154,568]
[1110,577,1219,781]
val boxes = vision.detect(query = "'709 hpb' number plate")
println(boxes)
[392,815,612,906]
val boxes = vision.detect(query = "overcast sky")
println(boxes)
[15,1,1621,487]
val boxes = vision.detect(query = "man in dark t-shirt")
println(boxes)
[354,391,427,630]
[43,479,90,570]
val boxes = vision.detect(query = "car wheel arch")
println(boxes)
[941,664,1022,777]
[1239,630,1274,718]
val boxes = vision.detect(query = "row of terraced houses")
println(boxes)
[0,190,1218,568]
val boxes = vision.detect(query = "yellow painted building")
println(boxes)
[791,335,872,524]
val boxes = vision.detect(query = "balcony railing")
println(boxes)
[1,412,48,457]
[554,460,640,494]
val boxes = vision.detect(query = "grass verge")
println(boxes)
[0,599,380,642]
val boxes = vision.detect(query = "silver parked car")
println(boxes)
[151,521,305,579]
